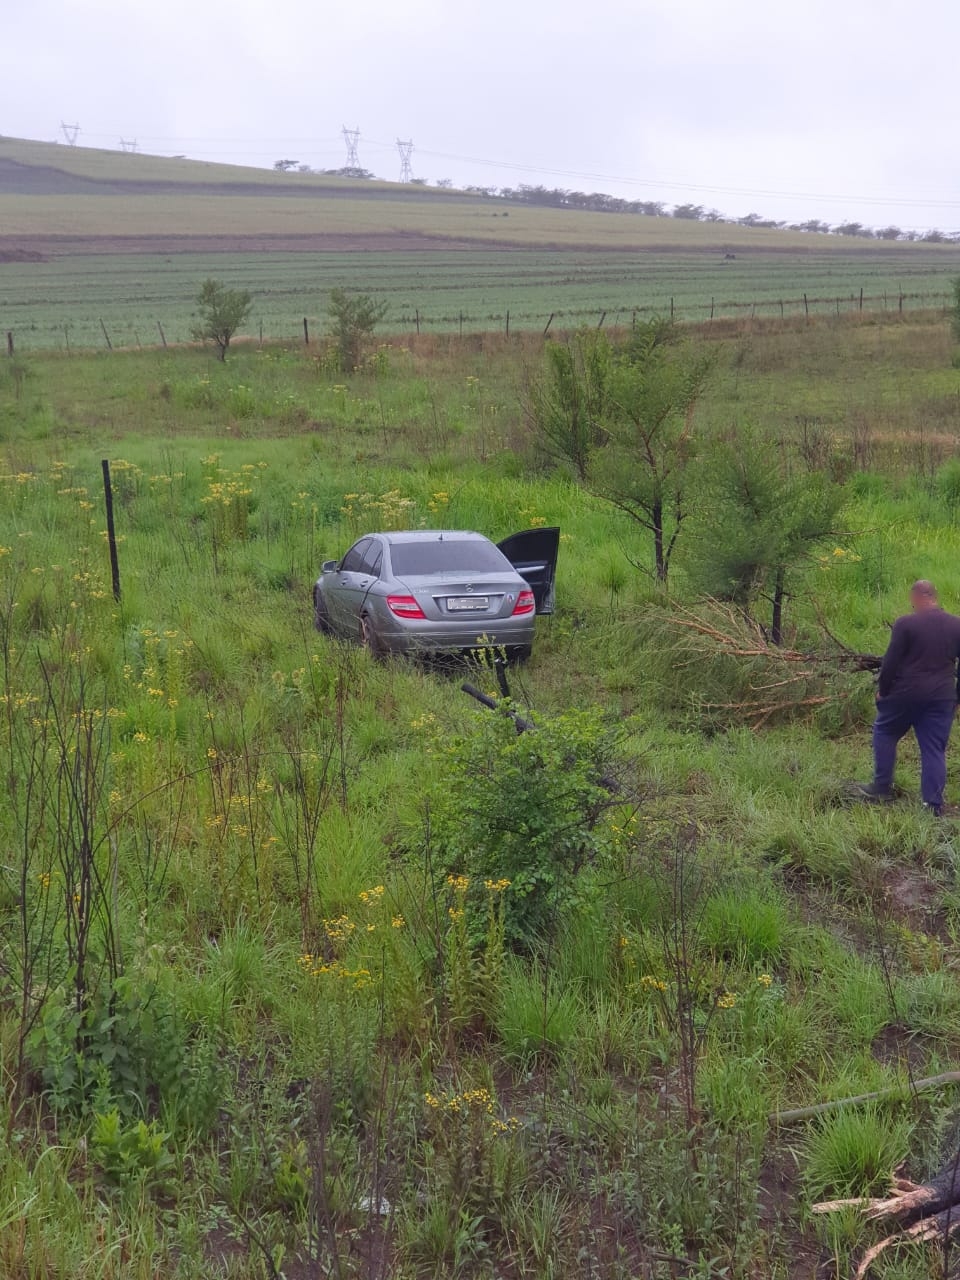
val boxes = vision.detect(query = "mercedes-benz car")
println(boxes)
[313,527,559,660]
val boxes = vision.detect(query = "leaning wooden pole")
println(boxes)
[101,459,122,602]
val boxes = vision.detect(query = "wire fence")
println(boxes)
[2,288,952,356]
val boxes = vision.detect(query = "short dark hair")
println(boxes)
[911,579,938,599]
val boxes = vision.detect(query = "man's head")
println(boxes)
[910,579,939,612]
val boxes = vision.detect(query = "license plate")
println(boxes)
[447,596,489,611]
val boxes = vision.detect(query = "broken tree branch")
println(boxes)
[770,1071,960,1126]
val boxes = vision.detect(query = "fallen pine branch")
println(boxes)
[631,598,881,729]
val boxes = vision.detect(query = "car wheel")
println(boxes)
[359,613,384,659]
[313,588,332,634]
[507,644,532,665]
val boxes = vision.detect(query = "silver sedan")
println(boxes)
[313,528,558,659]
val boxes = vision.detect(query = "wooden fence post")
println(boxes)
[859,287,864,313]
[459,311,463,338]
[505,310,510,337]
[415,309,421,336]
[303,317,310,345]
[99,318,113,350]
[710,297,715,320]
[670,297,675,321]
[803,293,809,318]
[259,320,263,348]
[597,310,606,329]
[5,331,12,357]
[543,313,554,337]
[64,325,70,354]
[157,320,167,348]
[779,299,784,320]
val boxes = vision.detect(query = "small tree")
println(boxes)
[327,287,388,372]
[191,279,252,361]
[687,427,845,643]
[525,330,612,481]
[590,325,713,583]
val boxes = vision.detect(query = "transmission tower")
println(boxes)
[119,138,138,154]
[60,121,80,146]
[397,138,414,183]
[342,125,360,170]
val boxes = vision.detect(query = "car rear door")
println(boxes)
[327,537,374,633]
[497,527,560,614]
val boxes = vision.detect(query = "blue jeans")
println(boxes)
[873,698,956,806]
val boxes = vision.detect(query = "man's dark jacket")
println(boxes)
[878,607,960,701]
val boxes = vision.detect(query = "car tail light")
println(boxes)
[511,589,535,616]
[387,594,426,619]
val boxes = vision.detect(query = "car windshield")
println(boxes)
[390,540,511,577]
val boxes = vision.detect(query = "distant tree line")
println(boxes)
[272,158,954,242]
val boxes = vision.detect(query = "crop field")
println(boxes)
[2,246,958,352]
[4,309,960,1278]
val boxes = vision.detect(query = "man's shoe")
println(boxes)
[923,802,943,818]
[854,782,893,802]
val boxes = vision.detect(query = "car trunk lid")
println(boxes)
[394,571,523,621]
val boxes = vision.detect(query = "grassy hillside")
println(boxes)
[4,313,960,1277]
[1,134,955,254]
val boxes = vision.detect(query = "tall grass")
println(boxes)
[2,320,960,1275]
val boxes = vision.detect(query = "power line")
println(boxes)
[43,125,960,217]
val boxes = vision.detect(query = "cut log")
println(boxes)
[854,1207,960,1279]
[813,1151,960,1278]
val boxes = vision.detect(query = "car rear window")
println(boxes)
[390,540,511,576]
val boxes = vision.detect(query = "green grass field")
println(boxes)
[3,133,959,356]
[2,247,957,352]
[4,312,960,1276]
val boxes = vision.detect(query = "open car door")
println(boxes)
[497,527,560,615]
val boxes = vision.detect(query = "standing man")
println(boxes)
[858,580,960,816]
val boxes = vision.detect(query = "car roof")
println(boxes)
[380,530,489,544]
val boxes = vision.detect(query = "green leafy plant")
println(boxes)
[327,287,388,372]
[90,1108,175,1191]
[191,278,253,361]
[431,707,619,944]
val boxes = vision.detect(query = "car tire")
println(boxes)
[359,613,384,660]
[507,644,532,665]
[313,588,332,635]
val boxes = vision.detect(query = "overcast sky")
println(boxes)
[2,0,958,231]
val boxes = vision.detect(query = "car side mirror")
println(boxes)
[322,560,339,573]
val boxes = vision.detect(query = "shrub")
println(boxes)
[26,974,225,1133]
[430,707,619,944]
[327,288,387,372]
